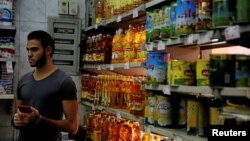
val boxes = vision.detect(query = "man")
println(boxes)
[12,30,79,141]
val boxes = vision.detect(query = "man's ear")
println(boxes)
[46,46,52,55]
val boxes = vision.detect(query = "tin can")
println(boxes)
[145,94,156,125]
[196,0,212,32]
[209,54,235,87]
[154,95,173,128]
[235,55,250,87]
[212,0,236,28]
[196,59,209,86]
[236,0,250,22]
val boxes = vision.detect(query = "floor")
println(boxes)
[0,100,16,141]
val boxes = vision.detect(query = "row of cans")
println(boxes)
[146,52,250,87]
[146,51,210,86]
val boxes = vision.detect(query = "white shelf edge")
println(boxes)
[0,25,16,30]
[81,101,144,123]
[221,112,250,121]
[0,46,15,49]
[148,126,207,141]
[219,87,250,98]
[145,0,166,9]
[106,4,145,25]
[0,94,14,99]
[82,62,145,70]
[144,85,250,98]
[0,58,16,62]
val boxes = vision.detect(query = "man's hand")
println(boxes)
[13,107,40,127]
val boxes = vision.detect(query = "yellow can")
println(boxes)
[196,59,209,86]
[154,95,172,127]
[168,60,195,86]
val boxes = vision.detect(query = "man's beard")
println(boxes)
[30,52,46,68]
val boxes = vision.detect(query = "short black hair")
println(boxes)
[27,30,55,56]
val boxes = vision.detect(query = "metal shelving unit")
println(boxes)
[0,25,15,30]
[83,62,145,70]
[81,0,250,141]
[144,84,250,99]
[81,101,144,124]
[148,125,207,141]
[0,94,14,100]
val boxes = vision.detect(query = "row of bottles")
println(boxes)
[83,110,171,141]
[83,33,113,64]
[81,74,146,116]
[112,25,146,64]
[82,24,147,65]
[95,0,152,24]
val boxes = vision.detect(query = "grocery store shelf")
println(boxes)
[82,62,146,75]
[105,4,145,25]
[82,62,145,70]
[221,112,250,121]
[0,25,16,30]
[144,84,250,98]
[148,126,207,141]
[81,101,144,124]
[145,0,167,9]
[218,87,250,98]
[0,94,14,99]
[84,4,146,32]
[0,58,16,62]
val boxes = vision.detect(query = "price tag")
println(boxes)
[145,43,152,51]
[109,64,114,70]
[97,65,101,70]
[162,85,171,95]
[198,31,212,44]
[140,44,146,50]
[124,62,130,69]
[184,34,193,45]
[91,105,95,110]
[224,25,240,41]
[247,90,250,99]
[101,65,106,70]
[95,24,98,29]
[6,61,13,73]
[133,8,139,18]
[116,111,121,118]
[173,134,183,141]
[117,16,122,22]
[157,40,165,50]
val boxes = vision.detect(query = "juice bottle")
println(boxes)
[100,34,106,64]
[95,0,104,24]
[132,121,141,141]
[91,36,97,64]
[124,25,135,62]
[142,127,152,141]
[93,115,102,141]
[112,30,119,63]
[96,34,103,64]
[104,34,113,64]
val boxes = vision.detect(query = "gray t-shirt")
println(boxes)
[16,69,77,141]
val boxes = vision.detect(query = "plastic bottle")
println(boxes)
[142,127,152,141]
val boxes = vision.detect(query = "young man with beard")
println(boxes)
[12,30,79,141]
